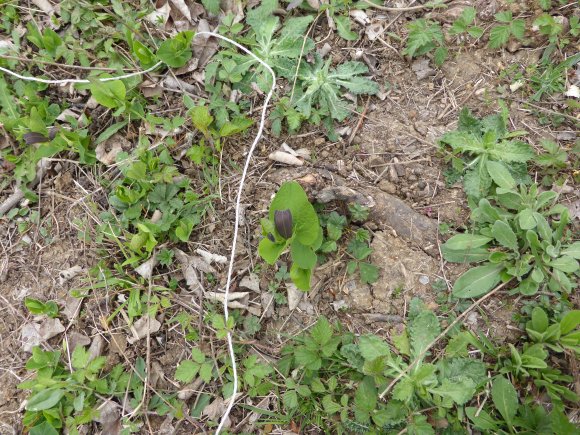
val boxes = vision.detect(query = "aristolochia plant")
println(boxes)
[258,181,322,290]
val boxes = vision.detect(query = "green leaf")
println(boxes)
[359,262,379,284]
[157,31,194,68]
[89,79,126,109]
[311,317,332,346]
[190,106,213,137]
[294,346,321,371]
[486,160,516,189]
[322,395,342,414]
[433,46,448,66]
[72,346,90,369]
[491,376,518,427]
[175,360,200,383]
[409,309,440,358]
[466,407,499,430]
[488,24,511,48]
[354,377,377,414]
[335,15,358,40]
[492,220,519,251]
[283,389,298,409]
[549,256,578,273]
[290,263,312,291]
[562,242,580,259]
[199,362,213,383]
[429,378,476,404]
[258,238,288,265]
[359,334,391,361]
[452,264,504,298]
[26,388,65,411]
[443,234,492,251]
[29,422,59,435]
[510,19,525,40]
[95,120,129,145]
[269,181,320,246]
[530,307,549,333]
[518,208,536,230]
[560,310,580,335]
[191,347,206,364]
[201,0,220,15]
[291,240,317,270]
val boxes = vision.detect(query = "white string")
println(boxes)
[0,31,276,434]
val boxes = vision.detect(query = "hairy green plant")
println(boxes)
[449,6,484,40]
[439,106,533,200]
[442,181,579,298]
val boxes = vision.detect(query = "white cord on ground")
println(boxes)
[0,31,276,434]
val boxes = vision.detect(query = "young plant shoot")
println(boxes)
[258,181,322,290]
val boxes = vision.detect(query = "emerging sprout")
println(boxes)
[274,209,293,239]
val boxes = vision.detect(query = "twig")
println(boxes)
[507,97,580,124]
[0,158,51,217]
[379,279,512,400]
[363,0,450,12]
[0,54,139,71]
[348,96,371,145]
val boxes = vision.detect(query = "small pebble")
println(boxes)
[378,180,397,194]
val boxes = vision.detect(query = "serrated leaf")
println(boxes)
[409,309,440,359]
[489,24,511,48]
[359,262,379,284]
[175,360,200,383]
[354,377,376,414]
[322,395,342,414]
[452,264,504,298]
[311,317,332,346]
[358,334,391,361]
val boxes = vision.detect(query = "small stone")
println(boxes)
[507,40,521,53]
[418,181,427,190]
[378,180,397,194]
[408,174,418,182]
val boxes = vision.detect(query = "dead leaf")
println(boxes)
[62,293,82,321]
[39,318,65,340]
[411,59,435,80]
[146,1,171,26]
[134,255,158,280]
[140,80,163,98]
[205,291,249,302]
[350,10,369,26]
[94,400,121,435]
[306,0,321,9]
[95,133,129,166]
[178,377,204,400]
[193,20,219,68]
[239,273,260,292]
[203,396,228,422]
[59,265,83,285]
[269,151,304,166]
[32,0,55,15]
[67,332,91,352]
[175,249,202,294]
[261,293,275,318]
[365,23,384,41]
[88,335,104,361]
[163,76,198,93]
[21,323,42,353]
[127,315,161,344]
[196,249,227,265]
[169,0,192,22]
[287,283,303,311]
[109,333,127,355]
[174,57,200,75]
